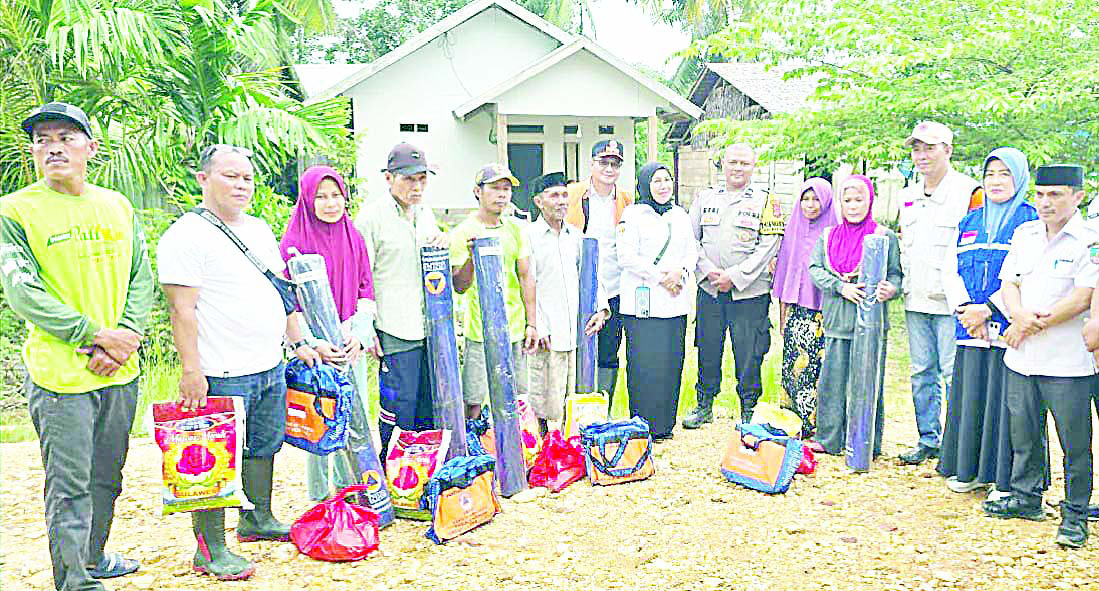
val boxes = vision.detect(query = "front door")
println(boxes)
[507,143,543,219]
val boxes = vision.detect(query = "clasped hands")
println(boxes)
[81,327,142,377]
[1003,309,1050,348]
[839,277,896,305]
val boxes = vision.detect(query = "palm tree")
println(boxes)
[0,0,348,205]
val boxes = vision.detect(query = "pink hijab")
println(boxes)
[773,177,837,310]
[826,175,878,274]
[279,166,374,322]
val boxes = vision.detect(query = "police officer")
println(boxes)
[683,143,784,428]
[984,164,1094,548]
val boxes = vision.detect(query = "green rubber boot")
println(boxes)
[598,368,618,419]
[192,509,255,580]
[682,391,714,429]
[237,457,291,542]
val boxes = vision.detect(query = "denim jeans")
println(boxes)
[207,362,286,458]
[905,311,956,449]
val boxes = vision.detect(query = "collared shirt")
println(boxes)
[522,218,608,352]
[449,214,531,343]
[585,186,623,298]
[354,195,440,344]
[616,204,697,318]
[999,216,1099,377]
[898,168,980,315]
[689,185,783,300]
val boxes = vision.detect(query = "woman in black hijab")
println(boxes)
[614,162,698,440]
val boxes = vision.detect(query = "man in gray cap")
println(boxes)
[896,121,980,465]
[1,102,153,589]
[985,164,1094,548]
[354,142,447,456]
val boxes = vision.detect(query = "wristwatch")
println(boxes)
[291,339,308,350]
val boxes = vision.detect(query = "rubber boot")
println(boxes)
[682,391,714,429]
[192,509,255,580]
[597,368,618,419]
[237,457,291,542]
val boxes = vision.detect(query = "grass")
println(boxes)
[0,300,915,443]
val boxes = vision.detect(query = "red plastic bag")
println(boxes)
[291,484,380,562]
[528,430,586,492]
[796,445,817,475]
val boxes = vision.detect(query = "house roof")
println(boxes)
[666,62,819,143]
[451,37,702,121]
[703,62,819,115]
[301,0,573,103]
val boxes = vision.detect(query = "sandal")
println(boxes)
[87,552,140,579]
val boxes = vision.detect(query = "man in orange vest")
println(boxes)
[564,140,633,412]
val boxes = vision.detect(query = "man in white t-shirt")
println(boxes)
[158,145,318,581]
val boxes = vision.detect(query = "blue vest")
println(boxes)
[953,203,1038,341]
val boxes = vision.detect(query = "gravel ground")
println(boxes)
[2,403,1097,591]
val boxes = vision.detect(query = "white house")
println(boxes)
[294,0,700,216]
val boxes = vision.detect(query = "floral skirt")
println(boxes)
[780,304,824,437]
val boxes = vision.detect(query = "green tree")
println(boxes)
[0,0,351,204]
[693,0,1099,172]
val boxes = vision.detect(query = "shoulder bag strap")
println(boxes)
[190,207,278,281]
[652,217,673,266]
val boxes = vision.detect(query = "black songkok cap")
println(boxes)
[1035,164,1084,187]
[531,172,567,196]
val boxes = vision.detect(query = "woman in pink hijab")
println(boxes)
[808,175,903,455]
[280,165,379,500]
[772,178,837,438]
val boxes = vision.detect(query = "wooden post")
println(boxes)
[497,111,508,166]
[647,115,658,161]
[845,234,888,473]
[420,246,469,460]
[575,238,599,393]
[472,237,527,497]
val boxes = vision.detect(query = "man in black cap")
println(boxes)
[522,172,609,432]
[985,164,1094,548]
[1,102,153,589]
[354,142,447,456]
[563,140,633,413]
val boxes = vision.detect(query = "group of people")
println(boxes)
[3,102,1098,590]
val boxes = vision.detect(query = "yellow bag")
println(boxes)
[749,402,803,438]
[563,392,607,440]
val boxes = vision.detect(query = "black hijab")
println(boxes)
[636,161,674,215]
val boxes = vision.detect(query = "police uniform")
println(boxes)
[686,184,784,424]
[987,166,1096,545]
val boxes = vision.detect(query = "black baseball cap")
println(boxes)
[383,142,434,175]
[21,102,94,138]
[592,139,624,160]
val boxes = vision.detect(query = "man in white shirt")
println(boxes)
[159,145,318,580]
[984,164,1094,549]
[564,140,633,412]
[896,122,980,465]
[522,172,609,433]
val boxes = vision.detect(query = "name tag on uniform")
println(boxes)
[735,213,761,230]
[700,207,720,226]
[959,231,978,246]
[1089,241,1099,265]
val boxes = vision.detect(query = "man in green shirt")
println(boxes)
[0,102,153,591]
[451,164,538,419]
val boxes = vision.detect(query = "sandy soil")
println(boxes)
[2,405,1097,591]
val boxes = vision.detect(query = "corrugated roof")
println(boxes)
[704,62,819,115]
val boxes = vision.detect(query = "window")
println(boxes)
[598,125,615,134]
[399,123,414,132]
[563,125,579,135]
[507,124,544,134]
[399,123,429,132]
[416,123,429,132]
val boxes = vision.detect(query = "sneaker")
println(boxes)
[987,489,1011,502]
[982,496,1046,521]
[946,477,989,494]
[898,445,940,465]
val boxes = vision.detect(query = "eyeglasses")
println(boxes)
[199,144,253,169]
[595,158,622,170]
